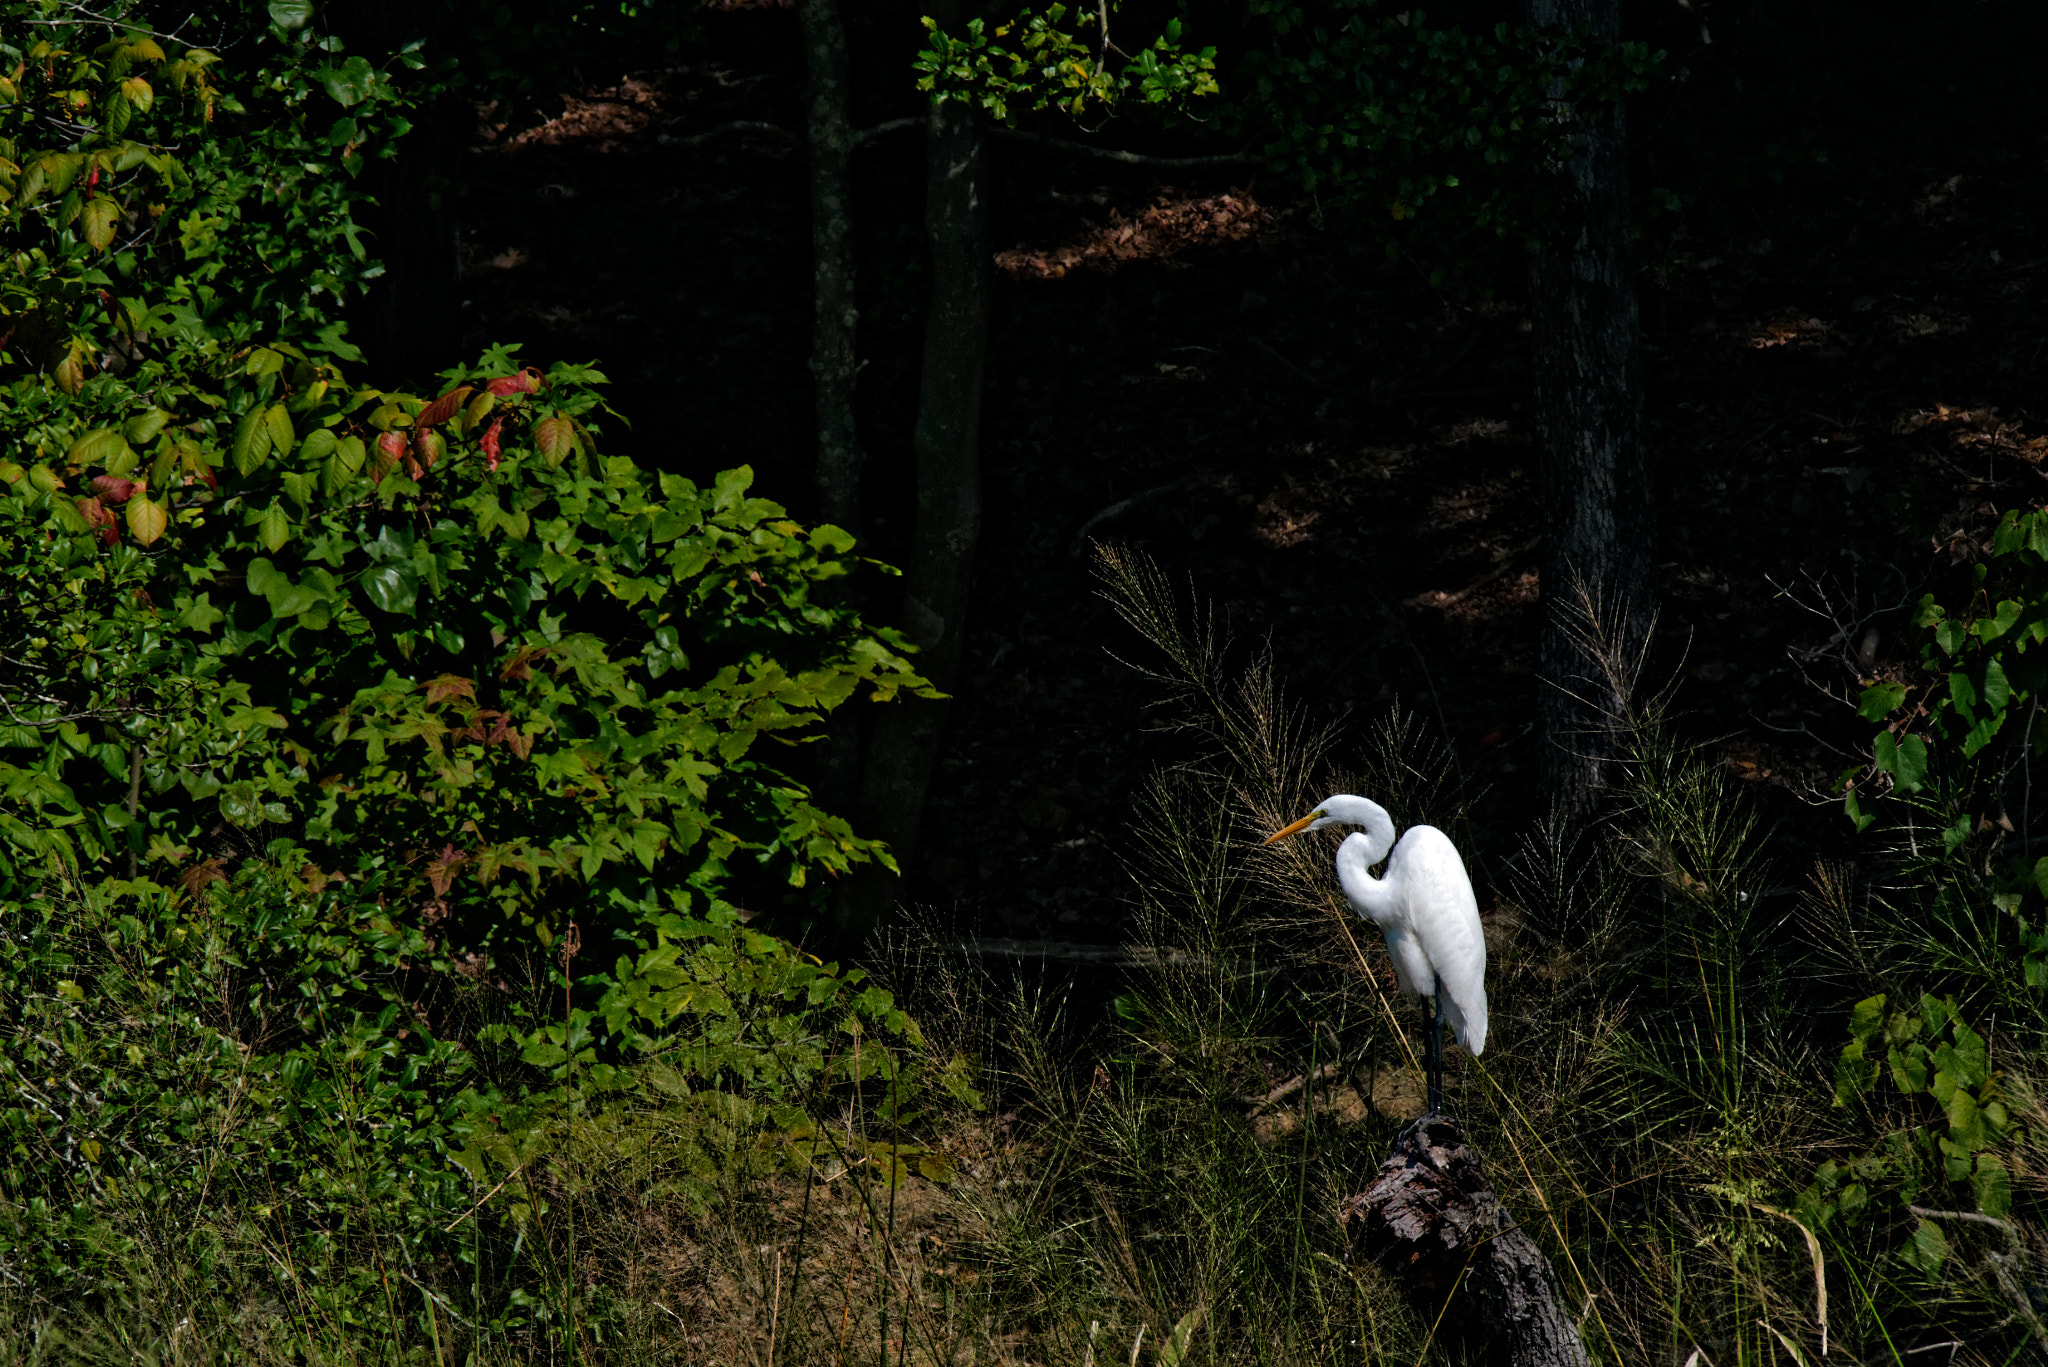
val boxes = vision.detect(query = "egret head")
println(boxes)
[1262,794,1390,844]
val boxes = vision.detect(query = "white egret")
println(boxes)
[1264,794,1486,1114]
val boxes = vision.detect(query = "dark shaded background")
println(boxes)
[349,0,2048,944]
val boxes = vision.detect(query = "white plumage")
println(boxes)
[1266,793,1488,1109]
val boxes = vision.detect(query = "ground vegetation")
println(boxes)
[5,1,2048,1363]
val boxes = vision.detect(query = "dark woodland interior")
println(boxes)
[373,0,2048,944]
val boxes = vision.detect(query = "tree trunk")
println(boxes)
[796,0,865,822]
[1342,1115,1592,1367]
[1523,0,1655,816]
[797,0,862,533]
[842,82,992,941]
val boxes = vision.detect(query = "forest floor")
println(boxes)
[442,31,2048,950]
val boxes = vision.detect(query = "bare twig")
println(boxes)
[1241,1060,1341,1113]
[853,116,920,146]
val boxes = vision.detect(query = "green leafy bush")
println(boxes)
[1804,994,2024,1235]
[0,859,946,1337]
[1,345,930,974]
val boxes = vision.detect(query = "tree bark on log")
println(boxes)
[1523,0,1656,817]
[843,76,991,939]
[1342,1115,1591,1367]
[796,0,862,534]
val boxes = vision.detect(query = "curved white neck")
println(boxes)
[1333,810,1398,923]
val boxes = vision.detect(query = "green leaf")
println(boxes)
[176,593,223,632]
[1945,1088,1986,1150]
[124,409,173,445]
[317,56,377,108]
[1856,681,1907,722]
[79,197,120,252]
[264,404,295,456]
[1973,1154,2013,1217]
[1961,711,2005,758]
[125,496,167,546]
[258,503,290,552]
[268,0,314,30]
[323,435,366,496]
[1981,658,2011,711]
[1949,670,1979,721]
[1902,1218,1949,1276]
[1876,732,1928,792]
[360,562,419,615]
[66,428,130,469]
[232,408,273,475]
[1158,1306,1207,1367]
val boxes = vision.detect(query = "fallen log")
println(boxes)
[1341,1114,1591,1367]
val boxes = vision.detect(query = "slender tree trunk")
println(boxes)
[1523,0,1655,815]
[796,0,865,821]
[797,0,862,533]
[844,84,991,939]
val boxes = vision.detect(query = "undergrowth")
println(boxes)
[5,552,2045,1365]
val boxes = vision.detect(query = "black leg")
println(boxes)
[1427,973,1446,1115]
[1422,987,1443,1115]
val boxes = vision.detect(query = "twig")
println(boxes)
[443,1165,527,1232]
[1907,1204,2017,1237]
[854,116,920,146]
[988,125,1256,167]
[1411,538,1541,608]
[1070,474,1204,557]
[1241,1060,1341,1113]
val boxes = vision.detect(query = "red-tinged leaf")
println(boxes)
[424,674,477,706]
[480,416,504,471]
[499,645,548,681]
[416,385,473,428]
[504,728,534,761]
[485,367,543,397]
[90,474,139,504]
[402,453,424,482]
[533,413,575,466]
[53,349,85,395]
[413,428,445,468]
[424,844,471,898]
[372,430,405,484]
[177,857,228,895]
[126,495,167,546]
[76,496,118,545]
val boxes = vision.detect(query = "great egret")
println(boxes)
[1264,795,1486,1115]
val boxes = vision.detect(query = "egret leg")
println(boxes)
[1428,973,1447,1115]
[1422,987,1444,1115]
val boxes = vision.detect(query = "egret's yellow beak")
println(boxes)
[1262,811,1323,845]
